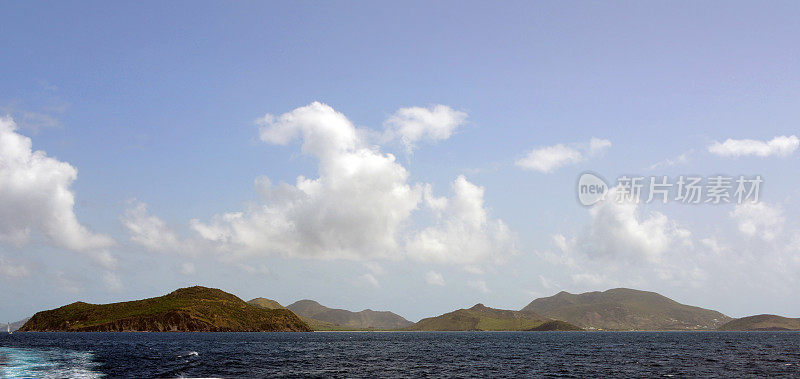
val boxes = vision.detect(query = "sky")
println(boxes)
[1,1,799,323]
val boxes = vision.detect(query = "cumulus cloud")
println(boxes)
[516,137,611,173]
[543,187,699,289]
[708,135,799,158]
[122,201,194,254]
[730,202,785,241]
[383,105,467,152]
[0,116,114,252]
[545,186,800,297]
[190,102,421,260]
[407,175,516,265]
[425,270,445,286]
[187,102,513,268]
[571,187,693,264]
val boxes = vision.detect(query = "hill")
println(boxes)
[521,288,730,331]
[407,303,581,331]
[19,286,311,332]
[286,300,412,330]
[246,298,353,331]
[2,318,29,332]
[717,314,800,331]
[526,320,584,331]
[247,298,285,309]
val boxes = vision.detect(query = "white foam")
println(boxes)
[0,347,103,379]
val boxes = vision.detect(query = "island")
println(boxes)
[19,286,311,332]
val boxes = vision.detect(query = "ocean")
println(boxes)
[1,331,799,378]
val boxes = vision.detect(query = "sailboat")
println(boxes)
[6,322,11,334]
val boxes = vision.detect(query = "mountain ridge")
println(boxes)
[286,299,413,330]
[522,288,731,330]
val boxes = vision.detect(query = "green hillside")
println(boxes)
[407,303,579,331]
[287,300,412,330]
[19,286,311,332]
[717,314,800,331]
[522,288,731,331]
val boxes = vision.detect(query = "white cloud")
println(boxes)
[468,279,490,293]
[425,270,445,286]
[516,138,611,173]
[140,103,514,271]
[543,187,701,290]
[0,116,114,252]
[407,175,516,265]
[588,137,612,155]
[122,201,193,254]
[566,187,692,264]
[0,256,30,279]
[192,102,422,260]
[730,202,784,241]
[383,105,467,152]
[516,144,582,173]
[545,187,800,297]
[359,273,380,288]
[538,275,554,289]
[708,135,799,158]
[700,237,726,256]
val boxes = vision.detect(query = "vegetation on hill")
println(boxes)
[406,303,580,331]
[521,288,731,331]
[247,298,285,310]
[286,300,413,330]
[717,314,800,331]
[526,320,584,331]
[19,286,311,332]
[247,298,360,331]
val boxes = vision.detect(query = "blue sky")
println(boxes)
[1,1,799,322]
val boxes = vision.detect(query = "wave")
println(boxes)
[0,347,103,379]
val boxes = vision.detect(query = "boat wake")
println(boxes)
[0,347,103,378]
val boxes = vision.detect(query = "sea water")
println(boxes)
[2,331,799,377]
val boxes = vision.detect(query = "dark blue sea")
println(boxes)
[2,331,799,378]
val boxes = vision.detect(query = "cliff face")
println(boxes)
[19,286,311,332]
